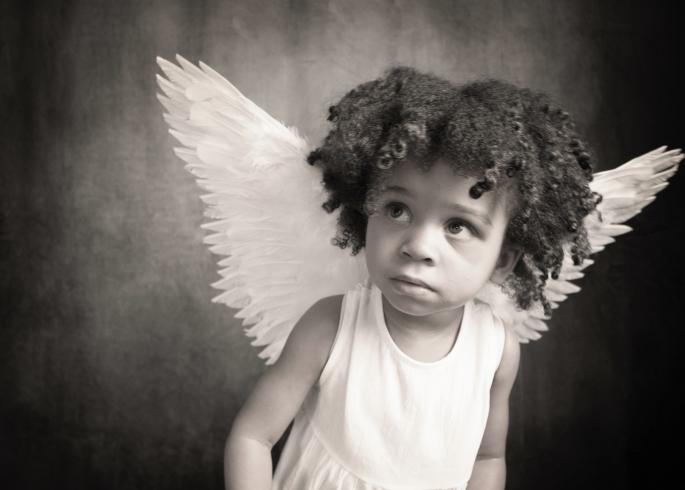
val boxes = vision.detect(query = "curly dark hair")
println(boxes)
[306,67,601,315]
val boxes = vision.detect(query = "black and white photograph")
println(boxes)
[2,1,683,489]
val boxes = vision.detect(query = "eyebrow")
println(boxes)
[383,185,493,226]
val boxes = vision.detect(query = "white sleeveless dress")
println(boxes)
[272,280,506,490]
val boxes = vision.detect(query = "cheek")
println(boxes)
[365,217,396,263]
[444,239,504,284]
[365,217,382,251]
[460,241,501,266]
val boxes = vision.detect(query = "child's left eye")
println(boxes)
[446,220,474,239]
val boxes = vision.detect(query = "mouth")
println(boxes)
[391,275,433,291]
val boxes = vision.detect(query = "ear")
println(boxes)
[490,246,523,285]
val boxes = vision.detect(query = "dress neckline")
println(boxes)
[370,282,471,368]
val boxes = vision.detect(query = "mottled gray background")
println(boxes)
[1,0,683,489]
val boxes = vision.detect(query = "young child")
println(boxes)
[223,68,602,489]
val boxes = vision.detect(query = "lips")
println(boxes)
[392,275,433,291]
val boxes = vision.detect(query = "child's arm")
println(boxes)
[466,326,521,490]
[224,294,343,490]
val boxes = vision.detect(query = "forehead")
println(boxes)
[380,160,514,216]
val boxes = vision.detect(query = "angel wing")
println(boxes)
[477,146,682,343]
[156,55,367,364]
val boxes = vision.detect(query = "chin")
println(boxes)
[380,280,441,315]
[381,277,474,315]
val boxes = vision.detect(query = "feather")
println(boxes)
[476,146,682,342]
[157,56,367,364]
[158,57,681,350]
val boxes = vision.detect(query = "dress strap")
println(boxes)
[317,282,362,386]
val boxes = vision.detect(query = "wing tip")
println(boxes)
[156,55,178,71]
[175,53,191,66]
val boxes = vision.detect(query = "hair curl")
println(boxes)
[307,67,601,315]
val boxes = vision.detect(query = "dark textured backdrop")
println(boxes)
[2,1,683,489]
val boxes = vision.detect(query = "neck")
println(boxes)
[381,294,465,341]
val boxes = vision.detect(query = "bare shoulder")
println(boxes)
[473,322,520,459]
[229,294,344,447]
[493,324,521,389]
[277,294,344,375]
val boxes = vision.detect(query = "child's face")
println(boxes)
[365,159,516,318]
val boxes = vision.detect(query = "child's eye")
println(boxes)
[446,220,475,239]
[384,202,410,222]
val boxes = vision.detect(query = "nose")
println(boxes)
[400,224,437,265]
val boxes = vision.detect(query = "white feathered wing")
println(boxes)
[476,146,682,342]
[156,55,367,364]
[158,56,682,354]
